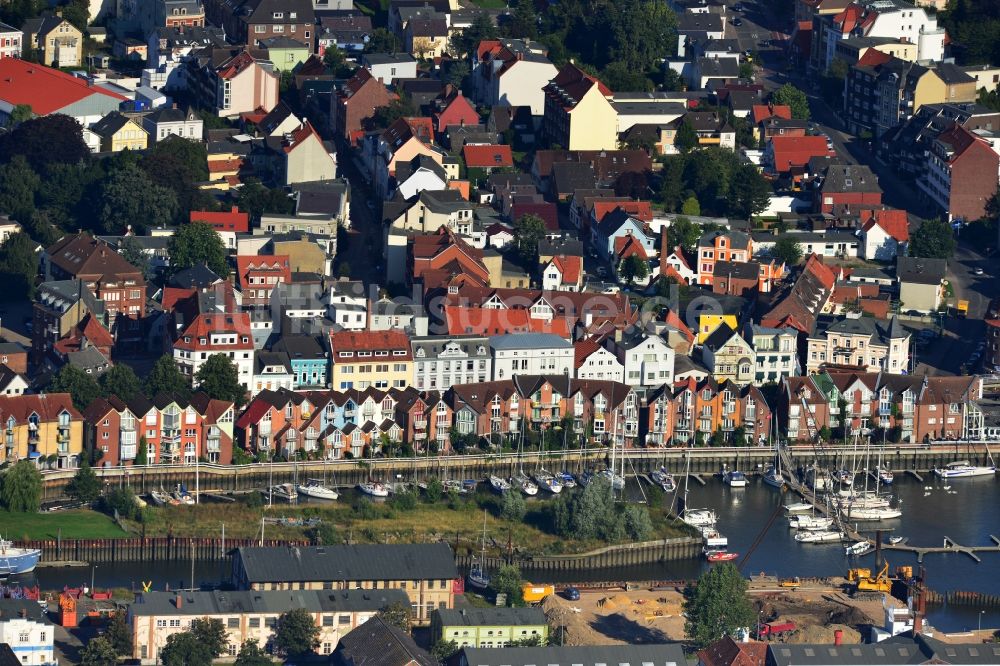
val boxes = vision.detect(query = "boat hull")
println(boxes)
[0,548,41,575]
[933,466,996,478]
[297,486,339,500]
[358,484,389,498]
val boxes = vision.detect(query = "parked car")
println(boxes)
[562,586,581,601]
[732,17,743,25]
[974,267,985,276]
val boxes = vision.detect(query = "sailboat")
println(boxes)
[794,530,844,543]
[788,515,835,530]
[467,512,490,591]
[651,467,676,492]
[514,412,538,496]
[763,464,784,489]
[533,469,564,494]
[488,475,511,494]
[680,453,717,527]
[933,460,996,478]
[297,479,339,500]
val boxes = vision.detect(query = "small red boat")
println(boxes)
[706,550,739,563]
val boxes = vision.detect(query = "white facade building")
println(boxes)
[412,335,492,391]
[574,343,625,382]
[0,617,55,666]
[490,333,574,381]
[605,332,675,391]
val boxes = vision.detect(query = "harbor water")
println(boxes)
[14,474,1000,633]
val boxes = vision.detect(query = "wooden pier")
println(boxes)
[881,535,1000,563]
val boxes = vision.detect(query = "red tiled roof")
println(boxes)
[592,200,653,223]
[551,255,582,285]
[860,208,909,243]
[208,158,245,175]
[173,312,253,351]
[833,3,864,33]
[464,144,513,169]
[282,121,319,153]
[511,202,558,232]
[444,306,571,337]
[161,287,197,312]
[614,235,649,261]
[217,51,258,80]
[235,255,291,289]
[236,399,273,429]
[329,330,411,357]
[856,48,891,68]
[662,307,695,344]
[0,59,126,116]
[574,338,603,367]
[0,393,81,424]
[769,136,832,173]
[752,104,791,124]
[191,207,249,233]
[545,63,612,110]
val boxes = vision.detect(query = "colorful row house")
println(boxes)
[0,394,84,467]
[781,372,981,444]
[83,392,235,466]
[644,377,773,447]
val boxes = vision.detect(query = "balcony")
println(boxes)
[163,416,180,431]
[414,420,426,430]
[286,430,298,441]
[206,438,221,453]
[121,420,136,432]
[120,445,137,460]
[161,429,181,444]
[258,423,272,436]
[303,439,317,452]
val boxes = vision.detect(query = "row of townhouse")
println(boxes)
[645,377,773,447]
[781,372,981,443]
[0,394,83,468]
[83,392,236,467]
[234,375,641,458]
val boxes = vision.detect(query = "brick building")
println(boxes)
[43,234,146,322]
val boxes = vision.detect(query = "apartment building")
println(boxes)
[431,607,548,649]
[644,377,772,446]
[329,330,412,391]
[695,230,752,286]
[917,123,1000,222]
[0,393,83,467]
[542,64,617,151]
[44,234,146,321]
[169,284,255,388]
[745,325,800,384]
[129,589,407,664]
[411,335,492,391]
[805,314,910,374]
[235,255,291,308]
[489,334,574,381]
[231,543,458,624]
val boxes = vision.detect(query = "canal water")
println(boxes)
[15,474,1000,633]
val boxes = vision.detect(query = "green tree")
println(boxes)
[376,601,412,633]
[0,155,39,219]
[142,137,212,218]
[145,355,191,398]
[105,612,134,657]
[232,179,295,221]
[684,562,755,649]
[66,460,101,503]
[0,460,43,512]
[600,61,652,92]
[500,488,527,521]
[727,163,771,218]
[513,213,546,266]
[430,639,460,663]
[4,104,32,128]
[372,93,417,129]
[490,564,524,606]
[309,521,338,545]
[190,618,228,659]
[167,221,229,276]
[675,118,699,153]
[772,236,803,266]
[323,44,353,77]
[622,503,653,540]
[235,641,274,666]
[49,365,101,411]
[119,235,151,277]
[0,232,40,301]
[274,608,321,657]
[909,218,956,259]
[96,161,177,234]
[447,60,470,89]
[99,364,142,401]
[680,195,701,217]
[195,354,245,406]
[771,83,810,120]
[505,0,538,39]
[134,435,149,466]
[667,216,702,252]
[160,631,213,666]
[0,114,91,170]
[450,13,497,58]
[79,636,117,666]
[619,254,649,284]
[657,154,687,211]
[366,27,402,53]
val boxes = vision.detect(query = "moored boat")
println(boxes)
[0,539,41,575]
[794,530,844,543]
[682,508,718,528]
[532,470,563,494]
[297,479,339,500]
[651,468,676,492]
[173,484,195,505]
[871,466,894,485]
[788,515,834,530]
[723,470,747,488]
[148,490,172,507]
[700,526,728,549]
[556,471,577,488]
[262,483,298,502]
[845,540,875,557]
[357,482,389,498]
[762,464,785,489]
[705,550,739,563]
[840,506,902,521]
[933,461,997,479]
[598,468,625,491]
[784,502,813,513]
[488,475,511,494]
[514,472,538,496]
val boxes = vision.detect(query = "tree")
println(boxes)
[96,161,177,234]
[142,137,212,219]
[0,460,43,512]
[430,639,460,663]
[0,231,40,301]
[273,608,321,657]
[0,114,91,170]
[684,562,755,649]
[451,13,497,58]
[190,618,228,659]
[675,118,699,153]
[513,213,546,266]
[167,221,229,276]
[372,94,417,129]
[614,171,650,200]
[622,503,653,540]
[657,154,687,211]
[145,355,191,398]
[771,83,810,120]
[619,254,649,284]
[195,354,245,406]
[366,28,401,53]
[99,364,142,401]
[79,636,118,666]
[446,60,470,89]
[0,155,39,219]
[66,460,101,503]
[232,179,295,221]
[910,218,956,259]
[235,641,274,666]
[119,235,151,278]
[49,365,101,411]
[772,236,803,266]
[309,521,338,545]
[491,564,524,606]
[160,631,213,666]
[376,602,412,633]
[600,61,652,92]
[105,613,134,657]
[667,216,702,252]
[680,195,701,217]
[323,44,354,77]
[505,0,537,39]
[500,489,526,521]
[134,435,149,466]
[727,163,771,218]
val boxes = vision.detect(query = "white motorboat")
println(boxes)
[598,468,625,491]
[794,530,844,543]
[357,482,389,498]
[933,461,997,479]
[762,464,785,489]
[650,468,676,492]
[533,470,563,494]
[488,475,511,494]
[871,466,894,485]
[700,526,728,549]
[514,472,538,496]
[723,470,747,488]
[682,508,718,528]
[784,502,814,513]
[887,535,905,545]
[297,479,339,500]
[788,515,834,530]
[835,493,891,509]
[262,484,298,502]
[845,541,875,556]
[840,506,902,521]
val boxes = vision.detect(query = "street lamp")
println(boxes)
[979,610,986,633]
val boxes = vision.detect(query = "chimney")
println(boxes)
[175,593,183,608]
[834,629,843,646]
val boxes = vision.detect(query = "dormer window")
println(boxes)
[272,11,283,18]
[289,11,296,17]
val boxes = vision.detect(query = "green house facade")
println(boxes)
[431,607,548,648]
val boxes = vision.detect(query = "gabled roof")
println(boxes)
[752,104,791,124]
[549,255,582,285]
[463,144,513,169]
[769,136,832,173]
[591,200,653,223]
[45,234,144,281]
[0,59,126,117]
[543,63,612,111]
[236,255,291,289]
[860,208,908,243]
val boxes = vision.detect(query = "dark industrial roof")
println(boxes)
[896,255,946,285]
[131,588,408,616]
[334,615,435,666]
[460,643,687,666]
[235,543,458,583]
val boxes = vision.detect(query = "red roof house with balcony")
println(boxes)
[236,255,292,307]
[765,135,833,177]
[191,207,250,233]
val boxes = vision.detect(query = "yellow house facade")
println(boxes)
[92,112,149,152]
[0,393,84,467]
[329,330,413,391]
[543,64,619,151]
[697,312,739,344]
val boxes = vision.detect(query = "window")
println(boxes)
[249,618,260,628]
[227,618,239,628]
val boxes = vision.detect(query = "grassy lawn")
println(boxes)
[1,509,127,541]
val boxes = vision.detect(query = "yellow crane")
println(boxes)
[847,561,891,593]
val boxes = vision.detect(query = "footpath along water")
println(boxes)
[17,474,1000,632]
